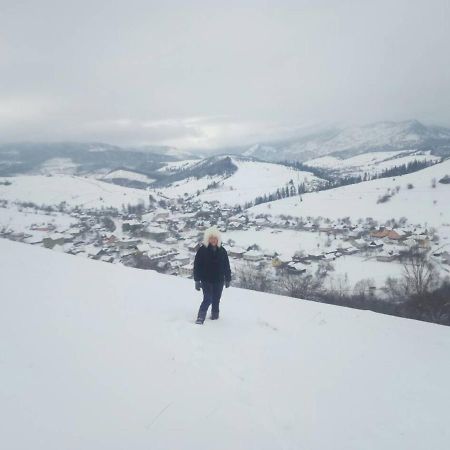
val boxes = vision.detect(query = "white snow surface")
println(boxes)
[305,151,440,176]
[0,174,150,209]
[155,158,323,205]
[102,169,155,184]
[1,239,450,450]
[250,159,450,227]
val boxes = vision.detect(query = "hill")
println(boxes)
[243,120,450,162]
[304,150,440,178]
[250,159,450,228]
[0,174,151,209]
[1,239,449,450]
[0,142,179,177]
[152,156,324,205]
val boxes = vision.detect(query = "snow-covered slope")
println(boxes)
[0,174,150,209]
[244,120,450,162]
[1,239,450,450]
[102,169,155,184]
[305,151,440,177]
[250,159,450,227]
[153,156,324,205]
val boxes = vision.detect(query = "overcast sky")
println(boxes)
[0,0,449,149]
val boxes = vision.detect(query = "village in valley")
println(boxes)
[1,189,449,297]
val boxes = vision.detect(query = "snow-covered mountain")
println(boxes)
[250,158,450,228]
[0,142,185,177]
[2,238,450,450]
[151,155,325,205]
[243,120,450,162]
[304,150,441,178]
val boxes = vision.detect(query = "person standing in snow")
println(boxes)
[193,226,231,324]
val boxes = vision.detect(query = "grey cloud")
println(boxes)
[0,0,449,148]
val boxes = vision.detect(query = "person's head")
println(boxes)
[203,226,222,248]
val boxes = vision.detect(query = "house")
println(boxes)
[83,244,105,259]
[173,253,191,266]
[286,261,307,274]
[186,241,202,252]
[271,254,292,268]
[23,236,43,245]
[307,250,324,260]
[339,245,358,255]
[117,238,141,249]
[100,255,114,263]
[43,234,66,249]
[371,229,405,241]
[323,252,336,261]
[165,237,178,245]
[376,249,400,262]
[179,263,194,277]
[367,240,383,249]
[143,225,169,241]
[243,250,264,261]
[228,247,246,258]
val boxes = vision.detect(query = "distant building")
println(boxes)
[243,250,264,261]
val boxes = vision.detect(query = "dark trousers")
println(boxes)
[197,281,224,320]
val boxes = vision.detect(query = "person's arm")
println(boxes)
[193,247,202,282]
[223,248,231,286]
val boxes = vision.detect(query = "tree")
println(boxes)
[235,264,272,293]
[279,272,322,299]
[402,252,438,298]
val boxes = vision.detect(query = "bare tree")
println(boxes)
[235,263,273,293]
[279,272,322,299]
[403,252,438,298]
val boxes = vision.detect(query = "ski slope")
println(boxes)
[1,239,450,450]
[0,174,151,209]
[250,159,450,227]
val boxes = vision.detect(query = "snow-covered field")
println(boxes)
[102,169,155,184]
[154,158,323,205]
[305,151,440,177]
[0,174,150,209]
[1,239,450,450]
[250,159,450,227]
[0,204,75,234]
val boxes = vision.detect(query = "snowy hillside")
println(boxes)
[0,174,150,209]
[1,239,450,450]
[152,156,324,205]
[250,159,450,228]
[305,150,440,177]
[244,120,450,162]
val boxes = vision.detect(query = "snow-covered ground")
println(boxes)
[305,151,440,177]
[154,158,323,205]
[0,204,75,234]
[102,169,155,184]
[0,174,151,209]
[157,159,199,174]
[1,239,450,450]
[250,159,450,228]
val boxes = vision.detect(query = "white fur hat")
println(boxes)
[203,225,222,247]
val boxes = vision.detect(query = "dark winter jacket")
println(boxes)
[193,245,231,284]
